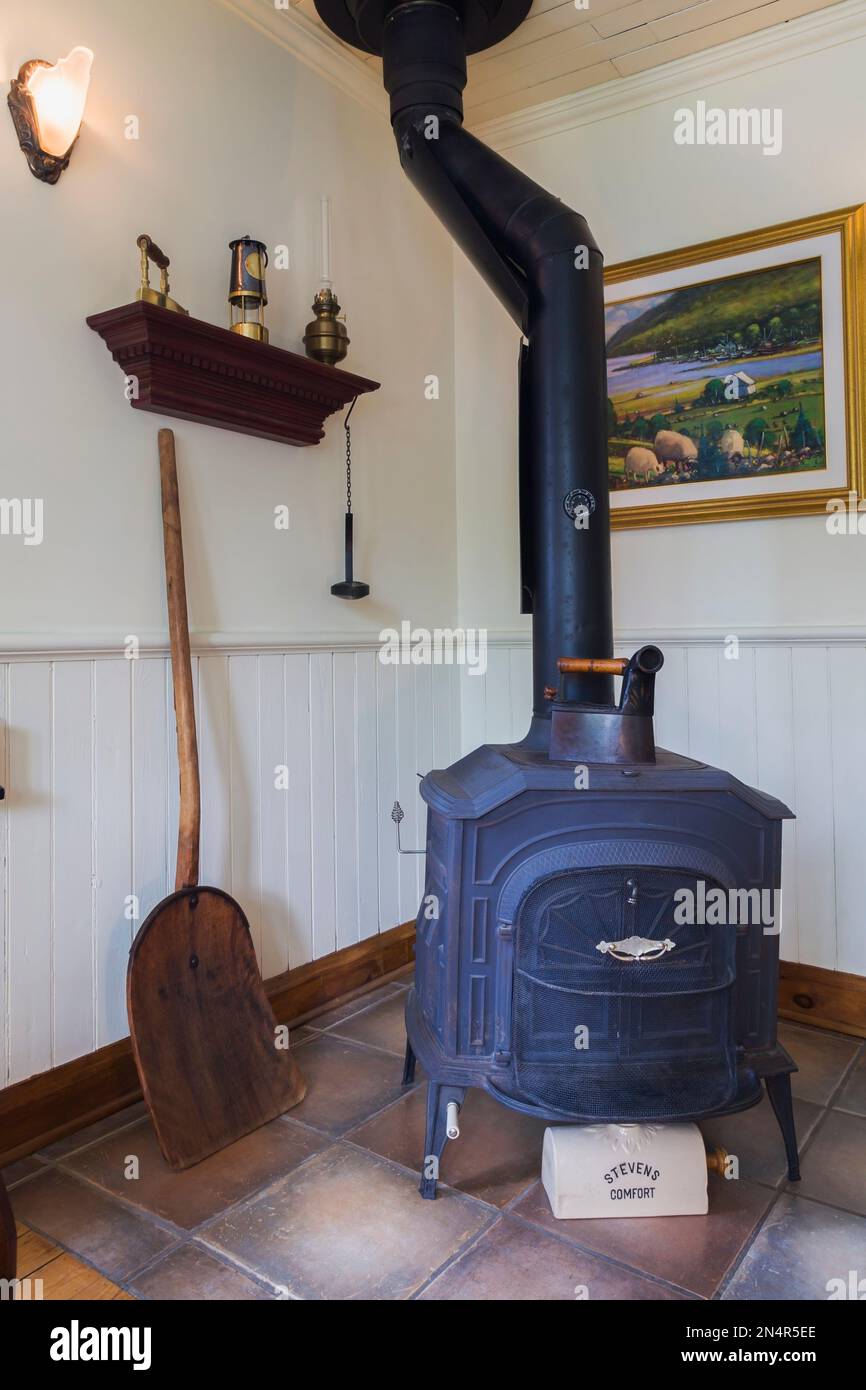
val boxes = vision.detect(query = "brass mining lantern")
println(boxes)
[228,235,268,342]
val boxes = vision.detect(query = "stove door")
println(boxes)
[510,867,737,1121]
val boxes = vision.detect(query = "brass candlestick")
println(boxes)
[303,288,349,367]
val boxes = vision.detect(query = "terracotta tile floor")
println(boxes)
[5,981,865,1302]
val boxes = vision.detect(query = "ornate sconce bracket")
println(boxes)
[7,61,76,184]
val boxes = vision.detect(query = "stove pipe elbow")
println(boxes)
[383,0,615,721]
[383,3,601,323]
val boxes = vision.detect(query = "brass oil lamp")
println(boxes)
[304,196,349,366]
[304,287,349,367]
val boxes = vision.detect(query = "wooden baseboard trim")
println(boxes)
[779,959,866,1039]
[0,921,415,1168]
[266,920,415,1027]
[8,936,856,1166]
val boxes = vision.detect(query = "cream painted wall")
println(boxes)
[0,0,461,1082]
[0,0,457,648]
[454,34,866,639]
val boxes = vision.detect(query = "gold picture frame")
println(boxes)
[605,205,866,530]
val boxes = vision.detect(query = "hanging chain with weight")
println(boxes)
[344,396,357,514]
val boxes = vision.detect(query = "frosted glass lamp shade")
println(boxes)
[27,47,93,157]
[8,45,93,182]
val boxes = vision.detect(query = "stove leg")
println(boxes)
[402,1037,416,1086]
[419,1082,465,1200]
[766,1072,801,1182]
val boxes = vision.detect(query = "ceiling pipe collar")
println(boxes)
[382,2,467,124]
[314,0,531,55]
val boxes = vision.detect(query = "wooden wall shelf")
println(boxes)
[86,301,379,447]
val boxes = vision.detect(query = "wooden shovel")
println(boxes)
[127,428,305,1170]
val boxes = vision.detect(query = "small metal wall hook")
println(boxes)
[391,801,425,855]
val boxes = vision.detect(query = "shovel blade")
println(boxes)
[128,886,306,1169]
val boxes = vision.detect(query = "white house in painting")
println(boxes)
[732,370,757,396]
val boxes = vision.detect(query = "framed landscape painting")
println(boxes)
[605,206,866,529]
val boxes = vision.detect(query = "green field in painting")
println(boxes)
[608,358,825,486]
[605,257,827,491]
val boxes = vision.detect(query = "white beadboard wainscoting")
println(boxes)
[0,647,460,1088]
[459,635,866,985]
[1,633,863,1088]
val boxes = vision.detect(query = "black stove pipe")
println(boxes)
[382,0,614,723]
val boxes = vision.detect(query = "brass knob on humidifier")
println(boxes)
[304,287,349,367]
[705,1146,729,1176]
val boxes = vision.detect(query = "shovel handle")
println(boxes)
[159,429,200,891]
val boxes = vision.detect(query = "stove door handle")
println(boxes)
[596,936,676,962]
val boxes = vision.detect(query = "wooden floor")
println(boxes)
[14,1222,134,1300]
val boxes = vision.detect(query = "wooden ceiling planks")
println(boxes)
[287,0,848,120]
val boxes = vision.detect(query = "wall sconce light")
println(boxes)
[7,46,93,184]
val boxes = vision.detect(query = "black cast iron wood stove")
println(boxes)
[316,0,800,1198]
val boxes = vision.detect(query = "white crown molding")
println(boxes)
[471,0,866,150]
[217,0,385,117]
